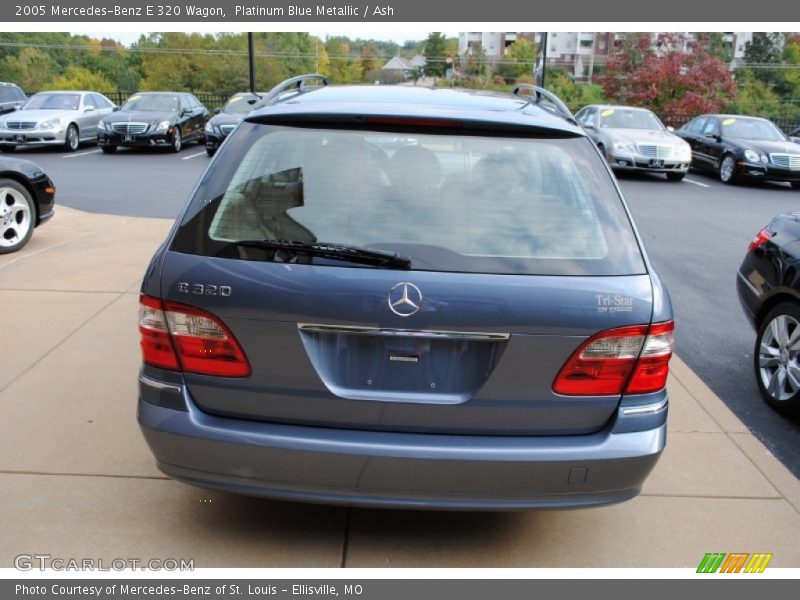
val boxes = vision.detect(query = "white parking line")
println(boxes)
[684,178,710,188]
[181,151,207,160]
[62,149,102,159]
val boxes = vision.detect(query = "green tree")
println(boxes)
[423,32,447,78]
[51,66,114,91]
[497,38,537,81]
[0,47,56,92]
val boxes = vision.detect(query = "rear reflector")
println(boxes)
[138,295,250,377]
[553,321,674,396]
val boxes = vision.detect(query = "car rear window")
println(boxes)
[171,123,646,276]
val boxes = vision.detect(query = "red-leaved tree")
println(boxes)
[601,33,737,114]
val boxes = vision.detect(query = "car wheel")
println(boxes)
[170,127,182,153]
[755,302,800,416]
[64,124,79,152]
[791,181,800,190]
[100,145,117,154]
[206,147,216,157]
[719,154,737,185]
[0,178,35,254]
[0,145,15,153]
[666,172,685,182]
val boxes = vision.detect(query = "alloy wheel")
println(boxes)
[720,155,735,183]
[0,186,33,249]
[758,313,800,402]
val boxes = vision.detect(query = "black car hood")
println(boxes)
[208,113,245,127]
[105,110,179,124]
[728,137,800,155]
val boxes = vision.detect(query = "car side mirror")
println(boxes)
[791,136,800,144]
[112,106,119,112]
[666,126,675,133]
[583,123,594,129]
[704,132,721,142]
[213,107,221,114]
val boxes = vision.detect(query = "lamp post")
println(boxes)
[248,32,256,93]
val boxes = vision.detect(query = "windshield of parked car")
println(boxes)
[122,94,180,112]
[172,124,646,276]
[0,88,19,103]
[22,93,80,111]
[223,94,261,115]
[720,117,787,141]
[599,108,663,131]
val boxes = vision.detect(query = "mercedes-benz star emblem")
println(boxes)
[387,282,423,317]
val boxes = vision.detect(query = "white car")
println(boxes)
[0,90,116,153]
[575,104,692,181]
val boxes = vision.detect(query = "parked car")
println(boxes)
[0,82,26,116]
[677,114,800,187]
[205,92,267,156]
[98,92,209,153]
[137,77,674,510]
[738,214,800,417]
[0,155,55,253]
[575,104,691,181]
[0,91,115,153]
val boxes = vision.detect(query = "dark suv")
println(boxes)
[0,82,26,115]
[137,76,674,510]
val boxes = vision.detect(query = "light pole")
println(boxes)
[248,32,256,93]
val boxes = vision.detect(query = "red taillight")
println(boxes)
[553,321,674,396]
[138,295,180,370]
[138,295,250,377]
[748,229,773,253]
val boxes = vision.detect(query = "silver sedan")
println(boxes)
[575,104,692,181]
[0,91,116,153]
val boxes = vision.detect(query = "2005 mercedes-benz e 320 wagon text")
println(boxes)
[137,76,674,510]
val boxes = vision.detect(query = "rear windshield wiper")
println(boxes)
[230,239,411,270]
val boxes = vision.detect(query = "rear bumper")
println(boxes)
[138,376,667,510]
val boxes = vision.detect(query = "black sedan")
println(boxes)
[738,213,800,416]
[205,92,266,156]
[0,156,55,254]
[677,114,800,187]
[97,92,209,153]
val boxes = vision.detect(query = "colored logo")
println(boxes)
[696,552,772,573]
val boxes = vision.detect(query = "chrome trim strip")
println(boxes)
[737,270,760,297]
[621,397,668,416]
[138,373,182,394]
[297,323,510,341]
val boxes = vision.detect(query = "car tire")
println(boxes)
[755,302,800,417]
[169,127,182,153]
[64,124,79,152]
[0,178,36,254]
[101,145,117,154]
[0,145,15,153]
[791,181,800,190]
[666,172,686,182]
[719,154,737,185]
[206,147,216,157]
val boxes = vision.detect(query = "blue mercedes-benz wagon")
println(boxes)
[137,76,673,510]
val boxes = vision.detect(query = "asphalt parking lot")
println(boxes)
[12,142,800,478]
[2,144,800,568]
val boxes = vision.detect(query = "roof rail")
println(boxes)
[261,74,329,105]
[512,84,576,124]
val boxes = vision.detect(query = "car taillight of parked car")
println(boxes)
[748,228,773,253]
[553,321,674,396]
[138,294,250,377]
